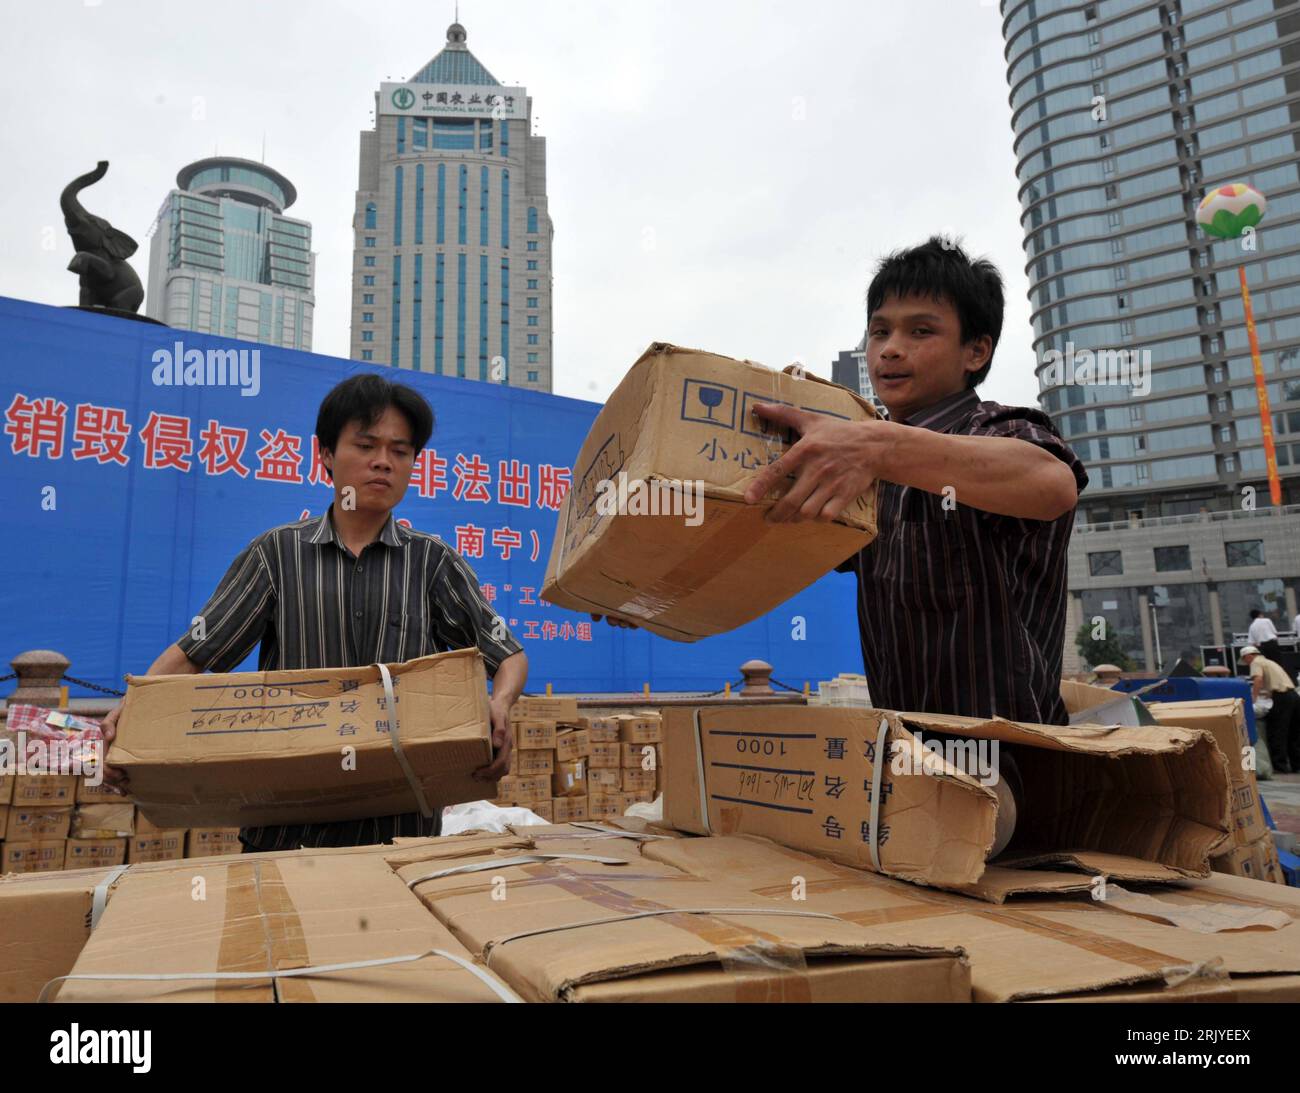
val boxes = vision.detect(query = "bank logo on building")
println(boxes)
[391,87,416,110]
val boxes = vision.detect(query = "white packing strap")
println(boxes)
[404,853,629,889]
[485,906,842,962]
[566,822,671,841]
[1160,955,1229,990]
[39,947,523,1004]
[90,865,130,931]
[693,708,712,834]
[868,715,890,873]
[376,661,434,819]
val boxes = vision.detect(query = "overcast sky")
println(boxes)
[2,0,1039,408]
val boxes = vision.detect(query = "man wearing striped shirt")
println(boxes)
[103,373,528,850]
[744,237,1088,725]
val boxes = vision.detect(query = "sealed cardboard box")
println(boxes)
[664,705,1231,894]
[541,343,879,642]
[530,799,555,822]
[616,715,662,744]
[398,836,968,1002]
[71,802,135,839]
[510,697,578,723]
[187,828,242,857]
[512,749,554,776]
[3,841,67,875]
[644,832,1300,1002]
[554,729,589,762]
[1212,832,1285,884]
[588,742,620,769]
[496,774,549,806]
[76,777,131,804]
[0,804,7,839]
[12,774,77,806]
[622,767,656,794]
[8,807,72,841]
[588,767,621,792]
[552,759,586,798]
[621,742,658,769]
[65,838,128,869]
[56,851,518,1003]
[1147,699,1267,846]
[579,716,619,743]
[0,774,13,805]
[552,796,589,824]
[514,720,557,750]
[128,830,185,864]
[588,791,631,820]
[110,648,493,829]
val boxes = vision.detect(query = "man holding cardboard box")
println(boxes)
[102,373,528,850]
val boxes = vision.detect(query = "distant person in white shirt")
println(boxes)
[1293,612,1300,638]
[1248,610,1282,662]
[1241,645,1300,774]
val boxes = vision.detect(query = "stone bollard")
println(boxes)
[8,649,70,707]
[739,659,774,696]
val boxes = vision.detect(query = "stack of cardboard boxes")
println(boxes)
[0,772,240,875]
[494,698,663,823]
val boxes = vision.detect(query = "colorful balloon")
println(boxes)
[1196,182,1267,239]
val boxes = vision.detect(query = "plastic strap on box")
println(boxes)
[693,708,712,834]
[404,852,630,889]
[1160,955,1229,989]
[90,864,129,930]
[867,714,890,873]
[38,947,524,1004]
[376,661,434,819]
[565,821,672,840]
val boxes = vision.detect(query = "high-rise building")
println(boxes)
[1001,0,1300,670]
[830,335,886,413]
[350,22,553,390]
[145,157,314,349]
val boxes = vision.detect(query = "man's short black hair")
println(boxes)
[316,373,434,454]
[1250,609,1261,619]
[866,236,1005,388]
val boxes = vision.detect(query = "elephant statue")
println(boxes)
[61,161,145,313]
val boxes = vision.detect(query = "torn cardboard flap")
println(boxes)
[397,843,970,1002]
[111,648,494,828]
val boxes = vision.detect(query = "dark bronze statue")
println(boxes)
[61,161,145,313]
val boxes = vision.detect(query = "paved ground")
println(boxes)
[1260,771,1300,847]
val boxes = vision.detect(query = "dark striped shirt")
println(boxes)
[174,504,523,850]
[837,388,1088,725]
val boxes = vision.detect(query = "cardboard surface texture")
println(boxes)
[110,649,493,828]
[541,343,879,641]
[71,802,135,839]
[663,705,1230,894]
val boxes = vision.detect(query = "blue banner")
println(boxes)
[0,296,862,695]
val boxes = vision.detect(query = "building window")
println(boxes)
[362,350,373,361]
[527,333,538,345]
[527,352,538,362]
[1219,425,1232,443]
[527,278,538,289]
[527,260,538,270]
[364,203,377,230]
[1223,454,1237,472]
[527,206,538,233]
[363,293,374,304]
[1088,551,1123,577]
[527,370,538,382]
[527,241,538,251]
[364,275,375,286]
[362,312,374,323]
[365,236,376,247]
[527,297,538,307]
[361,331,374,342]
[1226,540,1265,568]
[364,256,376,267]
[1154,546,1191,572]
[527,315,538,326]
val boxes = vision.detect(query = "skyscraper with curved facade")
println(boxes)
[1002,0,1300,669]
[350,22,553,391]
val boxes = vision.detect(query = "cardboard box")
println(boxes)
[663,705,1231,895]
[128,831,185,864]
[530,799,555,822]
[514,720,558,750]
[578,716,620,743]
[12,774,77,806]
[622,767,657,794]
[554,729,589,762]
[552,759,586,798]
[76,777,132,804]
[616,714,662,744]
[541,343,879,642]
[643,832,1300,1003]
[588,741,620,769]
[587,767,622,792]
[1212,832,1285,885]
[552,796,589,824]
[0,805,7,840]
[65,838,128,869]
[3,841,67,875]
[187,828,243,857]
[1147,699,1268,847]
[512,749,554,776]
[588,791,632,820]
[0,774,13,805]
[71,802,135,839]
[495,774,550,806]
[7,807,72,841]
[110,648,493,828]
[621,742,658,769]
[510,696,579,723]
[56,851,518,1002]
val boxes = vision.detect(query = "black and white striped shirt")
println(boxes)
[174,504,523,850]
[837,389,1089,725]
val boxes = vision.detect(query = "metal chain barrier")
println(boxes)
[60,674,125,698]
